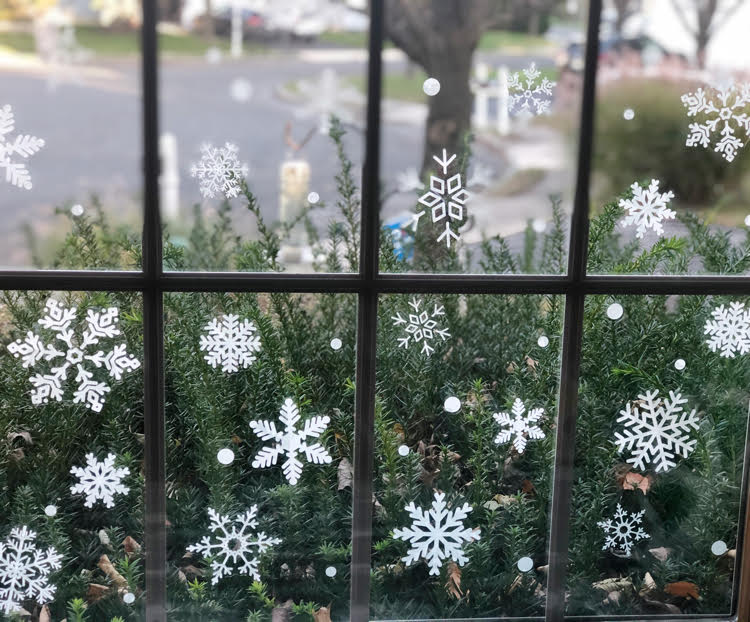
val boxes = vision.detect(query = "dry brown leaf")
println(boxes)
[7,430,32,445]
[39,605,52,622]
[123,535,141,557]
[622,471,652,494]
[494,494,517,508]
[313,606,332,622]
[639,571,656,596]
[506,362,517,373]
[445,562,463,599]
[231,434,242,445]
[592,577,633,592]
[337,458,353,490]
[87,583,110,603]
[728,549,737,559]
[664,581,699,600]
[525,356,538,370]
[521,479,536,495]
[98,554,128,590]
[648,547,671,561]
[393,423,404,440]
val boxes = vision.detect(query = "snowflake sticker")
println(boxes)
[187,507,280,585]
[598,503,649,557]
[493,398,545,454]
[619,179,676,238]
[70,453,130,508]
[704,301,750,358]
[393,491,481,576]
[190,142,248,199]
[615,389,699,473]
[681,82,750,162]
[200,314,261,373]
[7,298,141,412]
[391,297,451,357]
[411,149,469,248]
[249,398,332,485]
[1,104,45,190]
[0,526,62,614]
[508,62,556,116]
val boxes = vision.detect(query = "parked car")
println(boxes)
[212,7,267,38]
[556,34,670,73]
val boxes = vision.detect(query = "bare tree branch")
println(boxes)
[669,0,698,37]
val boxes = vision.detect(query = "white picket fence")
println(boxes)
[471,62,511,136]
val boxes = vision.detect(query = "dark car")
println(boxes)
[213,8,267,39]
[557,35,671,73]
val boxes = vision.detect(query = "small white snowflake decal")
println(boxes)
[493,397,545,454]
[249,398,332,485]
[391,297,451,357]
[619,179,676,238]
[681,82,750,162]
[615,389,699,473]
[704,301,750,358]
[0,526,62,614]
[190,142,249,199]
[508,62,556,116]
[393,491,480,576]
[411,149,469,248]
[7,298,141,412]
[188,507,280,585]
[199,314,261,373]
[70,453,130,508]
[0,104,45,190]
[598,503,649,557]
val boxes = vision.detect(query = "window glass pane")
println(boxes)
[0,7,143,270]
[567,294,748,615]
[0,291,144,617]
[165,292,355,619]
[588,3,750,275]
[371,293,563,618]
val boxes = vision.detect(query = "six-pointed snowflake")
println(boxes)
[507,62,556,116]
[200,314,261,373]
[615,389,699,473]
[704,301,750,358]
[70,453,130,508]
[391,297,451,357]
[187,507,280,584]
[411,149,469,248]
[1,104,45,190]
[190,142,248,199]
[249,398,332,485]
[0,526,62,614]
[7,299,141,412]
[619,179,676,238]
[493,398,545,454]
[598,503,649,557]
[681,82,750,162]
[393,491,481,576]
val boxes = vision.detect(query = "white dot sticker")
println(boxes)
[230,78,253,102]
[124,592,135,604]
[423,77,441,96]
[398,444,409,456]
[307,191,320,204]
[444,396,461,413]
[325,566,337,577]
[205,47,222,64]
[537,335,549,348]
[217,448,235,465]
[44,505,57,517]
[71,204,84,217]
[623,108,635,120]
[674,358,686,371]
[711,540,728,556]
[330,337,342,351]
[745,215,750,227]
[607,303,624,320]
[532,218,546,233]
[517,556,534,572]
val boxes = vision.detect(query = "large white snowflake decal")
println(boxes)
[493,397,545,454]
[704,301,750,358]
[597,503,649,557]
[411,149,469,248]
[70,453,130,508]
[249,398,332,485]
[187,507,280,585]
[0,526,62,614]
[0,104,45,190]
[7,298,141,412]
[681,82,750,162]
[508,62,556,116]
[615,389,699,473]
[619,179,676,238]
[391,297,451,357]
[393,491,481,576]
[190,142,249,199]
[200,314,261,373]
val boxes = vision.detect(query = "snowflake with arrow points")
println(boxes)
[493,397,545,454]
[0,526,62,614]
[619,179,676,238]
[7,298,141,412]
[507,62,556,116]
[190,142,249,199]
[249,398,332,485]
[681,82,750,162]
[391,297,451,357]
[70,453,130,508]
[187,507,280,584]
[704,301,750,358]
[1,104,45,190]
[411,149,469,248]
[598,503,649,557]
[393,491,481,576]
[614,389,699,473]
[200,314,261,373]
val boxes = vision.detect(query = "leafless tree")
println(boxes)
[612,0,639,35]
[669,0,744,68]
